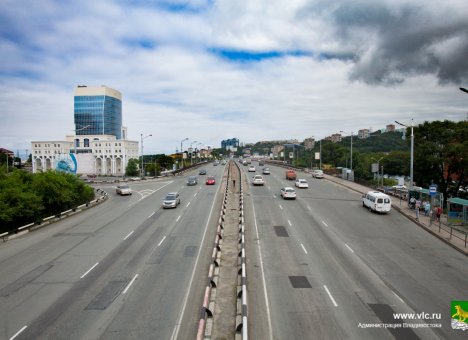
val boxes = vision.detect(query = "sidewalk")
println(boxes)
[323,174,468,256]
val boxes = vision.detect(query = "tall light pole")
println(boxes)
[190,141,198,165]
[140,133,152,177]
[180,138,188,169]
[73,124,91,154]
[340,131,353,170]
[395,119,414,189]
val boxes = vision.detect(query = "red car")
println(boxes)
[206,176,215,185]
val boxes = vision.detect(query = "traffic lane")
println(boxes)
[99,177,225,339]
[303,190,468,339]
[13,174,224,339]
[276,194,443,339]
[0,176,204,339]
[249,187,404,340]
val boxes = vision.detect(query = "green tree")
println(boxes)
[125,158,139,176]
[410,120,468,207]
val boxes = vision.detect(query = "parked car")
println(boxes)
[252,175,265,186]
[162,192,180,208]
[199,169,207,175]
[285,170,296,180]
[312,169,324,178]
[187,176,198,186]
[280,187,297,199]
[248,165,256,172]
[206,176,216,185]
[262,167,271,175]
[392,185,407,190]
[116,185,132,195]
[295,179,309,188]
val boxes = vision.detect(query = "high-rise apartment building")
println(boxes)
[74,85,122,139]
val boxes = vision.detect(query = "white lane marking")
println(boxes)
[9,326,28,340]
[344,243,354,253]
[186,201,191,208]
[124,231,134,240]
[279,204,283,210]
[158,236,167,247]
[176,215,181,222]
[123,274,138,294]
[392,291,405,303]
[307,206,311,211]
[80,262,99,279]
[252,191,274,340]
[324,285,338,307]
[148,212,155,218]
[171,175,228,340]
[194,192,198,197]
[288,220,292,227]
[321,220,328,227]
[300,243,308,254]
[130,181,173,206]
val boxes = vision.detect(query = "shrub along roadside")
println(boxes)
[0,168,94,234]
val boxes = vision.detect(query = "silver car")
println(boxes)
[116,185,132,195]
[162,192,180,208]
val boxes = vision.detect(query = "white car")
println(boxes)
[392,185,407,190]
[295,179,309,188]
[252,175,265,186]
[280,187,297,199]
[312,170,324,178]
[248,165,256,172]
[116,185,132,195]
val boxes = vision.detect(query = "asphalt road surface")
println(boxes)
[242,162,467,340]
[0,164,226,340]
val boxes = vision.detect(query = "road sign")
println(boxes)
[429,184,437,196]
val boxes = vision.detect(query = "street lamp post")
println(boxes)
[395,119,414,189]
[190,141,198,165]
[371,157,384,188]
[340,131,353,170]
[180,138,188,169]
[140,133,152,177]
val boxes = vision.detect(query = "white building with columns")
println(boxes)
[31,133,139,176]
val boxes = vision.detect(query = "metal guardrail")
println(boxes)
[0,189,109,242]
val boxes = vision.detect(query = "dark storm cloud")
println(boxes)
[323,1,468,85]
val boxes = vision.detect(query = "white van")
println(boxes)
[362,191,392,213]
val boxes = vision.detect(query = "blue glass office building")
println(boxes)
[74,86,122,139]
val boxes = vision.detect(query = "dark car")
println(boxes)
[199,169,207,175]
[187,176,198,186]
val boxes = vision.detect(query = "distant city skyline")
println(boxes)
[1,1,467,155]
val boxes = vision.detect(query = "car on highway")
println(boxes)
[162,192,180,208]
[221,160,227,165]
[362,191,391,213]
[213,161,219,166]
[116,184,132,195]
[262,167,271,175]
[285,169,296,180]
[280,187,297,199]
[248,165,256,172]
[206,176,216,185]
[252,175,265,186]
[187,176,198,186]
[312,169,324,178]
[295,179,309,188]
[199,169,207,175]
[392,184,407,190]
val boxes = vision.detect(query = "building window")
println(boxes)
[84,138,90,147]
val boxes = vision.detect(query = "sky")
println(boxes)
[1,0,467,156]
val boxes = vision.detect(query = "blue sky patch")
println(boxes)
[209,48,311,62]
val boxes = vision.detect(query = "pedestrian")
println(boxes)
[409,196,416,209]
[425,201,431,217]
[415,199,420,220]
[436,206,442,222]
[233,179,236,187]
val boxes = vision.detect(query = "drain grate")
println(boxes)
[274,226,289,237]
[289,276,312,288]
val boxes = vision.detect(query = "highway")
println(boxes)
[241,162,467,340]
[0,160,467,340]
[0,164,227,340]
